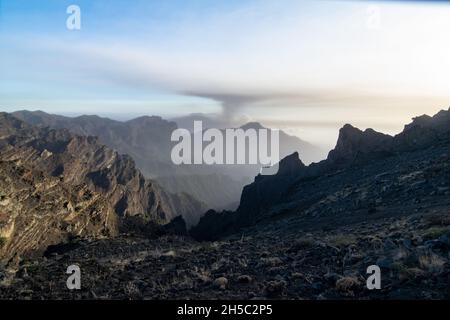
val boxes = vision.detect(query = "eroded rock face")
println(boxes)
[0,113,203,261]
[0,160,117,262]
[0,114,173,221]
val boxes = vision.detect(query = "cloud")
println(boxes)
[5,0,450,109]
[3,0,450,142]
[182,91,306,120]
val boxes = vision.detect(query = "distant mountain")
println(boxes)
[191,107,450,240]
[170,113,231,132]
[11,110,247,210]
[172,114,324,165]
[0,113,204,261]
[240,121,323,166]
[12,110,177,177]
[12,110,323,210]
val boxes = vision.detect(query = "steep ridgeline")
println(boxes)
[12,111,323,210]
[0,113,204,261]
[191,108,450,240]
[11,111,177,177]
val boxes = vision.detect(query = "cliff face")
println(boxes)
[0,113,203,261]
[0,160,117,261]
[0,114,172,222]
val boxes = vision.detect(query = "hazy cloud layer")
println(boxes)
[2,0,450,148]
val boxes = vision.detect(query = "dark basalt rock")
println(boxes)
[193,107,450,240]
[327,124,393,164]
[163,216,188,236]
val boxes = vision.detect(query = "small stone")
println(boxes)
[291,272,304,279]
[197,274,212,284]
[399,268,426,281]
[376,257,394,269]
[162,250,176,257]
[264,280,286,298]
[261,257,283,267]
[335,276,361,292]
[237,275,252,284]
[214,277,228,290]
[324,272,341,283]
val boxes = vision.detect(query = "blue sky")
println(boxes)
[1,0,450,148]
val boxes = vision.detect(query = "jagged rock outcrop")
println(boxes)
[0,113,204,261]
[237,152,307,223]
[327,125,393,164]
[191,152,307,239]
[192,108,450,240]
[394,109,450,151]
[276,151,305,175]
[326,107,450,166]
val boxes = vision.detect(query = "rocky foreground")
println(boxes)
[0,207,449,299]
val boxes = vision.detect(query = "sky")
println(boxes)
[1,0,450,151]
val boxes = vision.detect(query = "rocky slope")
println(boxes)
[0,113,204,262]
[1,207,448,299]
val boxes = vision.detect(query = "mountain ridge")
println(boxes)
[12,110,323,210]
[191,107,450,240]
